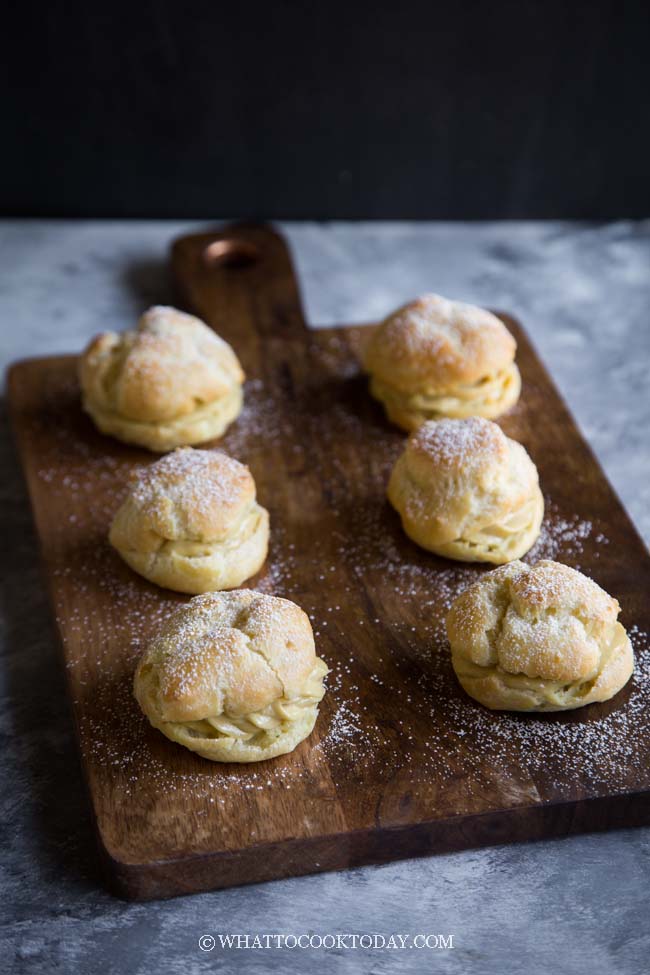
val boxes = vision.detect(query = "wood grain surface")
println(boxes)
[8,224,650,900]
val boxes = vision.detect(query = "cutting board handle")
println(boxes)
[170,223,309,346]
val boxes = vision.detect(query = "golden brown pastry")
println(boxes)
[79,305,244,451]
[447,559,634,711]
[109,447,269,593]
[134,589,328,762]
[387,417,543,564]
[364,293,520,431]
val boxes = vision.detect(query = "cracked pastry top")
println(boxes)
[387,417,543,564]
[363,293,520,431]
[109,447,269,594]
[79,305,244,451]
[446,559,634,712]
[134,589,328,762]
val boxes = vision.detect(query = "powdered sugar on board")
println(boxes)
[22,340,650,817]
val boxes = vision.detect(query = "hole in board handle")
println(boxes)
[202,238,261,269]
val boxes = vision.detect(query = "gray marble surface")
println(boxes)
[1,221,649,975]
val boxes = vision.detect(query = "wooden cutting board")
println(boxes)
[8,225,650,901]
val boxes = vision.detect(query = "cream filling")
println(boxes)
[453,491,542,557]
[375,365,518,419]
[151,504,265,562]
[453,621,629,707]
[179,660,328,742]
[86,384,242,437]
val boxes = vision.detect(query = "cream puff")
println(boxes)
[134,589,328,762]
[364,293,520,431]
[446,559,634,711]
[109,447,269,593]
[387,417,543,564]
[79,305,244,451]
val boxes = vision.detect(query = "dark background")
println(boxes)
[3,0,649,219]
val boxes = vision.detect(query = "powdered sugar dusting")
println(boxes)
[527,498,600,570]
[410,415,502,469]
[20,331,650,831]
[130,447,251,521]
[417,627,650,793]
